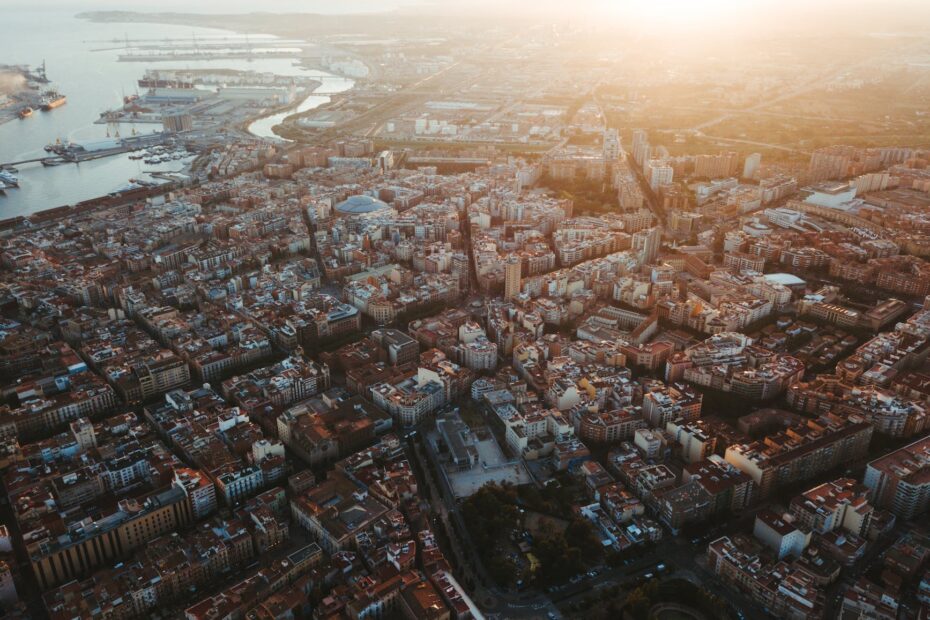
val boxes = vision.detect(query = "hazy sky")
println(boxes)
[8,0,427,13]
[13,0,930,35]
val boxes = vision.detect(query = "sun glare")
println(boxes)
[590,0,764,29]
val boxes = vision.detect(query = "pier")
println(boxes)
[0,156,71,168]
[0,133,171,170]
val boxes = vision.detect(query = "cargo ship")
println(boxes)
[40,91,67,111]
[138,70,194,90]
[18,107,33,118]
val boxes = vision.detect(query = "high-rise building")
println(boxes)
[646,159,674,191]
[632,129,650,166]
[807,146,855,182]
[504,256,522,299]
[695,151,739,179]
[632,227,661,265]
[743,153,761,180]
[603,128,622,160]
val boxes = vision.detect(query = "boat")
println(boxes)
[41,159,63,167]
[0,171,19,187]
[112,181,142,194]
[18,107,33,119]
[40,91,67,111]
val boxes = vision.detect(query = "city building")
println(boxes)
[863,436,930,519]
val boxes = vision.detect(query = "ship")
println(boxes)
[0,171,19,188]
[40,91,67,111]
[138,70,194,90]
[138,77,194,89]
[18,107,33,119]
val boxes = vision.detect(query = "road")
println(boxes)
[549,507,774,618]
[692,133,810,155]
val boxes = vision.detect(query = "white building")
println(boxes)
[215,465,264,506]
[646,158,674,191]
[753,510,810,559]
[743,153,761,180]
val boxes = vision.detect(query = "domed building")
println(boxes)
[335,194,391,216]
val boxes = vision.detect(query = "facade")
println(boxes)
[29,485,196,589]
[725,414,873,498]
[577,407,646,444]
[683,455,754,515]
[372,374,447,426]
[753,510,810,559]
[642,383,702,427]
[371,328,420,366]
[666,419,717,463]
[789,478,873,537]
[707,536,825,618]
[863,435,930,519]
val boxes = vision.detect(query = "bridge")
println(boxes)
[1,156,70,169]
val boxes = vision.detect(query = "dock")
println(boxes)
[0,133,172,170]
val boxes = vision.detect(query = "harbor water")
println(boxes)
[0,3,356,218]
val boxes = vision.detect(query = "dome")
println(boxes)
[335,194,390,215]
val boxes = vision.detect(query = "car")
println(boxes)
[644,573,654,579]
[548,613,559,620]
[656,563,666,572]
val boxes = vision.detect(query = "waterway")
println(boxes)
[0,3,357,218]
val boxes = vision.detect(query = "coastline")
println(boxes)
[0,11,359,217]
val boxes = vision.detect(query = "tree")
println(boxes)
[564,517,602,555]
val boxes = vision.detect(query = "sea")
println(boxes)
[0,1,380,218]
